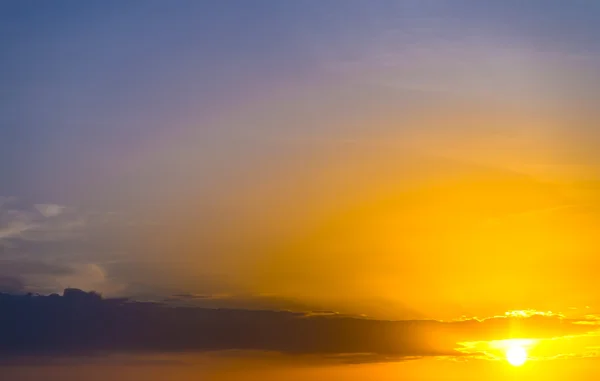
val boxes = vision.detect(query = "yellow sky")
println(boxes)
[141,88,598,320]
[5,353,600,381]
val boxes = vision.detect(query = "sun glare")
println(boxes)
[506,344,528,366]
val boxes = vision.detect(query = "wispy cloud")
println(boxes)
[34,204,66,218]
[0,197,138,295]
[0,198,82,244]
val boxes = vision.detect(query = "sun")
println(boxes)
[505,344,528,366]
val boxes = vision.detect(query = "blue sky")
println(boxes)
[3,0,600,202]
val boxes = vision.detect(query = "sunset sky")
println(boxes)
[3,1,600,380]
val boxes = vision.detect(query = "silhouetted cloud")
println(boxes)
[0,289,597,364]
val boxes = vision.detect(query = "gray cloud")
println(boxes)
[0,197,142,295]
[34,204,66,218]
[0,200,82,244]
[0,291,598,364]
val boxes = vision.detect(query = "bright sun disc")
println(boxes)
[506,345,528,366]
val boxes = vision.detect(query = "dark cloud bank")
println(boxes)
[0,289,595,363]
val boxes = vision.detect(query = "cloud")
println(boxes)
[0,210,33,241]
[34,204,66,218]
[0,198,139,247]
[0,290,454,360]
[0,197,139,295]
[0,200,83,244]
[0,291,597,364]
[53,263,122,295]
[0,258,123,296]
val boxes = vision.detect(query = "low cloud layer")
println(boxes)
[1,290,598,364]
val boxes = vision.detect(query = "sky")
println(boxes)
[3,0,600,379]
